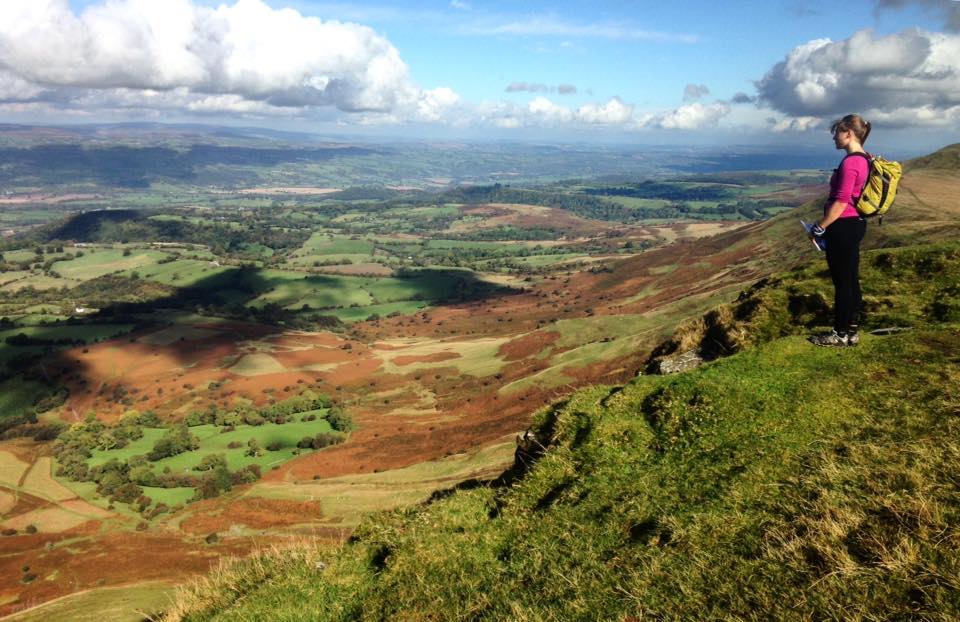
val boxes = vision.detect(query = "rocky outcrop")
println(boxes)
[653,349,705,374]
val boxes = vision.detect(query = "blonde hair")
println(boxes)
[831,114,871,145]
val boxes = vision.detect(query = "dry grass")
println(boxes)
[0,451,30,487]
[20,457,77,502]
[156,539,329,622]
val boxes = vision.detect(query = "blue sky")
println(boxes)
[2,0,957,150]
[291,1,932,104]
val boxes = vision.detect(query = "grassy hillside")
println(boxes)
[161,238,960,621]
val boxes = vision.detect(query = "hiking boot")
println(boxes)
[810,330,849,347]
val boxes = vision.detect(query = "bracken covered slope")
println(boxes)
[158,147,960,621]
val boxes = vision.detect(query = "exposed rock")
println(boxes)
[655,349,705,374]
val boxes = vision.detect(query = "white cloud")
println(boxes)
[528,96,574,124]
[416,87,460,122]
[0,0,453,120]
[0,70,46,101]
[642,102,732,130]
[768,116,822,132]
[756,28,960,128]
[576,97,633,124]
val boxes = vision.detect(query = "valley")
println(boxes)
[0,129,955,619]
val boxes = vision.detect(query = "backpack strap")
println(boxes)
[841,152,871,204]
[842,151,870,165]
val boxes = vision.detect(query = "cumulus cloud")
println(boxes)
[474,96,638,129]
[755,28,960,128]
[768,116,822,132]
[416,87,461,122]
[0,69,47,102]
[0,1,735,134]
[641,102,732,130]
[683,84,710,101]
[0,0,452,120]
[576,97,634,124]
[731,92,756,104]
[527,96,574,124]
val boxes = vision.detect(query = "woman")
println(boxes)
[809,114,871,347]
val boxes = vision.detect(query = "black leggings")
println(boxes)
[824,217,867,333]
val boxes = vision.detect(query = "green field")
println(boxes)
[0,323,135,344]
[249,272,374,309]
[87,419,335,475]
[140,486,196,507]
[124,258,231,287]
[603,196,674,210]
[245,268,489,318]
[0,273,74,292]
[0,378,50,421]
[330,300,430,322]
[51,248,171,280]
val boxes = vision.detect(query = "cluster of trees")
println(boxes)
[182,391,345,429]
[452,226,561,242]
[0,387,68,439]
[52,391,354,511]
[147,424,199,460]
[55,412,156,481]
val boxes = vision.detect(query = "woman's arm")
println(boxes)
[818,200,848,230]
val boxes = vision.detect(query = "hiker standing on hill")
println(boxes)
[808,114,870,347]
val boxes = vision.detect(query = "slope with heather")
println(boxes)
[162,239,960,621]
[156,146,960,620]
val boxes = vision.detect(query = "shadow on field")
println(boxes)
[1,262,518,426]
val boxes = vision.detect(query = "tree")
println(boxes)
[148,424,199,461]
[196,453,227,472]
[111,482,143,504]
[327,408,356,433]
[245,438,261,457]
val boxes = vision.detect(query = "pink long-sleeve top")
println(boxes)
[826,153,869,219]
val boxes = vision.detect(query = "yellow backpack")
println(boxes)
[848,152,902,222]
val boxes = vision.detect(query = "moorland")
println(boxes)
[0,124,956,620]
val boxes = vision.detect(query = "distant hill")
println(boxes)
[157,143,960,621]
[0,143,377,188]
[903,142,960,172]
[0,122,336,146]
